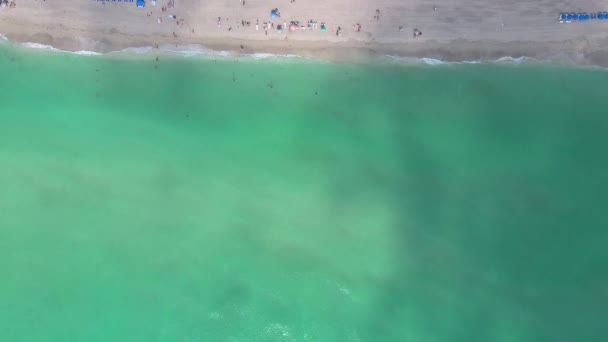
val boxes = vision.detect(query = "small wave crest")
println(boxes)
[0,33,303,61]
[6,39,102,56]
[385,54,540,66]
[20,42,61,52]
[494,56,535,64]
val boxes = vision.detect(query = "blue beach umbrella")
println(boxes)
[598,13,604,19]
[271,10,278,19]
[573,14,579,21]
[584,14,590,20]
[560,13,566,21]
[567,14,573,21]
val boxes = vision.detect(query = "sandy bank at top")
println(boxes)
[2,0,608,64]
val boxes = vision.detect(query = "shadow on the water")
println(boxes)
[326,65,608,342]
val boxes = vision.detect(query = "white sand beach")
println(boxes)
[2,0,608,64]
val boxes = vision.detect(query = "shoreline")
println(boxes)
[3,32,608,68]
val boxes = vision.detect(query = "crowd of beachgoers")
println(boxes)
[91,0,424,40]
[0,0,16,9]
[214,5,424,38]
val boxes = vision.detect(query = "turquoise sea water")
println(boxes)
[1,44,607,341]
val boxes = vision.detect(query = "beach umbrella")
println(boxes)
[290,24,297,31]
[320,25,326,32]
[584,14,590,20]
[271,10,278,19]
[567,14,573,21]
[601,13,606,20]
[559,13,566,21]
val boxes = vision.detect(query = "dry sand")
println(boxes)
[2,0,608,64]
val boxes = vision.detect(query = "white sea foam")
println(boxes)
[9,40,101,56]
[20,42,61,51]
[494,56,533,64]
[263,323,294,341]
[421,57,446,65]
[385,54,545,66]
[73,50,102,56]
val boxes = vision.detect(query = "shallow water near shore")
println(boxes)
[1,44,607,341]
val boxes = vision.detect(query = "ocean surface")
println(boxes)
[1,43,607,342]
